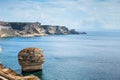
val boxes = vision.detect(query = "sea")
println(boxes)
[0,31,120,80]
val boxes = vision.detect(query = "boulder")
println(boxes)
[18,47,45,72]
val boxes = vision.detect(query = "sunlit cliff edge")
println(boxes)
[0,21,86,38]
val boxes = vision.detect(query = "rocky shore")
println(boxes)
[0,63,40,80]
[0,21,86,38]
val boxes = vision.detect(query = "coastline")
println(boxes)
[0,63,40,80]
[0,21,86,38]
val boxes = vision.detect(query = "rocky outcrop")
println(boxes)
[0,21,82,38]
[41,25,69,34]
[18,47,45,72]
[70,29,87,34]
[0,63,40,80]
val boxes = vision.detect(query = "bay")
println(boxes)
[0,31,120,80]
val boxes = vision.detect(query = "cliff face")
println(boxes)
[0,21,80,37]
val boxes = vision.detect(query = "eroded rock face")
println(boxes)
[0,63,40,80]
[0,21,80,38]
[18,47,45,72]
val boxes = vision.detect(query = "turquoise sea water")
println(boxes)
[0,31,120,80]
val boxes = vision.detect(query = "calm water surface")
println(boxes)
[0,31,120,80]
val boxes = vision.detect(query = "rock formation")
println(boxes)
[18,47,45,72]
[0,63,40,80]
[0,21,83,38]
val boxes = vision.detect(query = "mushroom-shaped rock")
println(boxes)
[18,47,45,72]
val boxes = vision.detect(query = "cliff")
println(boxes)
[0,21,83,38]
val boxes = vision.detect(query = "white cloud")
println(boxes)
[0,0,120,31]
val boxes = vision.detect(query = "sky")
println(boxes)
[0,0,120,31]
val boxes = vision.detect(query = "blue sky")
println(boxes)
[0,0,120,31]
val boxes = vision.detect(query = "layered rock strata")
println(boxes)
[0,21,82,38]
[0,63,40,80]
[18,47,45,72]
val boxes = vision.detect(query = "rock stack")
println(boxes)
[18,47,45,72]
